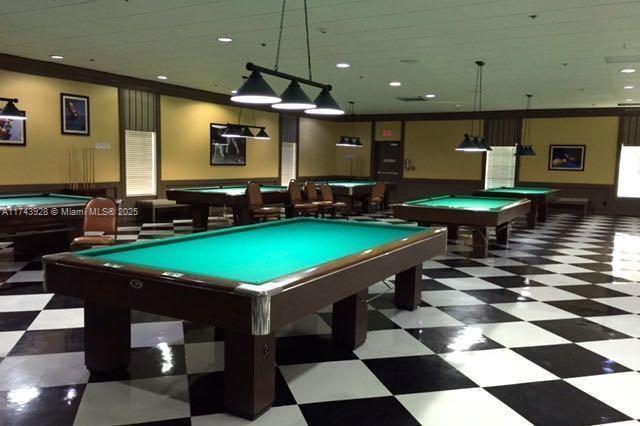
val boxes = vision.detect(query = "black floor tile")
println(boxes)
[300,397,418,426]
[436,259,486,268]
[422,268,472,279]
[581,254,614,263]
[319,310,399,331]
[89,345,186,382]
[0,282,45,295]
[9,328,84,355]
[275,334,357,365]
[513,344,630,378]
[579,262,615,272]
[0,310,39,331]
[421,279,452,291]
[483,276,546,288]
[486,380,630,426]
[547,299,629,317]
[364,355,477,394]
[127,419,192,426]
[183,322,222,344]
[562,284,630,299]
[367,293,428,310]
[131,310,178,323]
[439,305,521,324]
[463,289,533,304]
[566,272,629,284]
[533,318,631,342]
[406,326,502,353]
[187,372,225,416]
[0,384,86,426]
[496,265,553,275]
[44,294,84,309]
[508,256,561,265]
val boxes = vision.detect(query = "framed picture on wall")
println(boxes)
[210,125,246,166]
[61,93,90,135]
[548,144,585,171]
[0,114,26,146]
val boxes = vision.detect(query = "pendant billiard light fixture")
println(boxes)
[456,61,489,152]
[336,102,362,147]
[221,124,243,138]
[0,98,26,120]
[231,0,343,115]
[253,127,271,140]
[515,94,536,156]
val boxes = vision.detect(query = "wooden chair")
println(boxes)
[288,180,318,217]
[368,182,386,213]
[320,184,348,218]
[304,181,333,217]
[246,182,281,222]
[71,197,118,251]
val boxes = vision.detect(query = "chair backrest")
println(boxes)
[246,182,264,209]
[304,181,319,201]
[371,182,386,199]
[320,184,335,202]
[288,179,303,203]
[83,197,117,234]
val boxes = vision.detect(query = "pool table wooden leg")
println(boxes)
[394,265,421,310]
[224,331,276,420]
[84,301,131,372]
[526,204,538,229]
[332,289,368,349]
[496,223,510,245]
[447,225,459,240]
[538,203,548,222]
[191,205,210,231]
[471,227,488,257]
[234,206,251,225]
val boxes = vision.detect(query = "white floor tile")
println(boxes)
[0,331,24,357]
[523,274,589,287]
[398,388,532,426]
[421,290,484,307]
[552,248,599,256]
[492,302,578,321]
[542,255,595,264]
[441,348,557,387]
[579,339,640,370]
[476,322,570,348]
[422,260,447,269]
[276,314,331,337]
[568,372,640,419]
[279,360,390,404]
[587,315,640,338]
[535,264,593,274]
[598,282,640,296]
[0,294,52,312]
[473,258,526,267]
[455,267,515,278]
[131,321,184,348]
[191,406,307,426]
[381,307,463,328]
[0,352,89,390]
[0,261,27,272]
[28,308,84,330]
[74,375,190,425]
[509,286,584,301]
[5,270,43,283]
[185,342,224,374]
[435,278,502,291]
[353,329,433,359]
[593,297,640,314]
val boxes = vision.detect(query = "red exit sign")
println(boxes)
[382,129,393,137]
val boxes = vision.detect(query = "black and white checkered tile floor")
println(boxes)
[2,212,640,425]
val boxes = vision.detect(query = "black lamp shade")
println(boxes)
[0,100,26,120]
[241,126,255,137]
[456,134,484,152]
[222,125,243,138]
[253,128,270,140]
[523,145,536,156]
[272,81,316,110]
[231,71,281,104]
[478,137,492,151]
[352,137,363,147]
[336,136,352,147]
[305,89,344,115]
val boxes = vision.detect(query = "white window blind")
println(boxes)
[125,130,156,197]
[617,145,640,198]
[485,146,516,189]
[280,142,297,186]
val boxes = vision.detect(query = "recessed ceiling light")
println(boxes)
[217,36,233,43]
[626,98,634,102]
[425,93,437,98]
[231,90,238,94]
[624,85,635,89]
[336,63,350,69]
[389,81,402,87]
[621,68,636,73]
[157,75,168,80]
[49,55,64,60]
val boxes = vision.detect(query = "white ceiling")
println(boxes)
[3,0,640,114]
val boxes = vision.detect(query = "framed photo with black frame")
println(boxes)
[0,114,27,147]
[61,93,90,135]
[548,144,586,171]
[210,125,247,166]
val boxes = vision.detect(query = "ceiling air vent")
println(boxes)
[397,97,427,102]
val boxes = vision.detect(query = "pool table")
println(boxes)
[43,218,446,419]
[0,193,92,258]
[393,195,530,257]
[473,186,559,228]
[320,180,396,213]
[166,184,289,230]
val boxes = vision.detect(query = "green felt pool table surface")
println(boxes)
[405,195,523,211]
[78,218,429,285]
[0,193,92,208]
[325,181,377,188]
[178,185,286,196]
[481,186,556,195]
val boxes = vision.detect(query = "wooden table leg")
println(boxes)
[395,265,421,310]
[496,223,510,245]
[332,289,368,349]
[84,301,131,372]
[471,227,488,257]
[224,331,276,420]
[191,205,210,232]
[447,225,459,240]
[538,202,548,222]
[234,206,251,225]
[526,204,538,229]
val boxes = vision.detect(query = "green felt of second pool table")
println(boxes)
[178,184,286,196]
[0,193,92,208]
[325,180,376,188]
[405,195,522,211]
[481,186,556,195]
[78,218,428,285]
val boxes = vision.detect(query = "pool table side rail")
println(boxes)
[166,186,289,206]
[43,218,445,296]
[394,198,531,226]
[473,188,560,201]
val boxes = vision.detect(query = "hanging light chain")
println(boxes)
[274,0,287,71]
[524,94,532,145]
[304,0,313,80]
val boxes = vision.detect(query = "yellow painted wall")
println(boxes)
[404,120,484,180]
[519,117,619,185]
[0,69,119,185]
[161,96,279,181]
[375,121,402,141]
